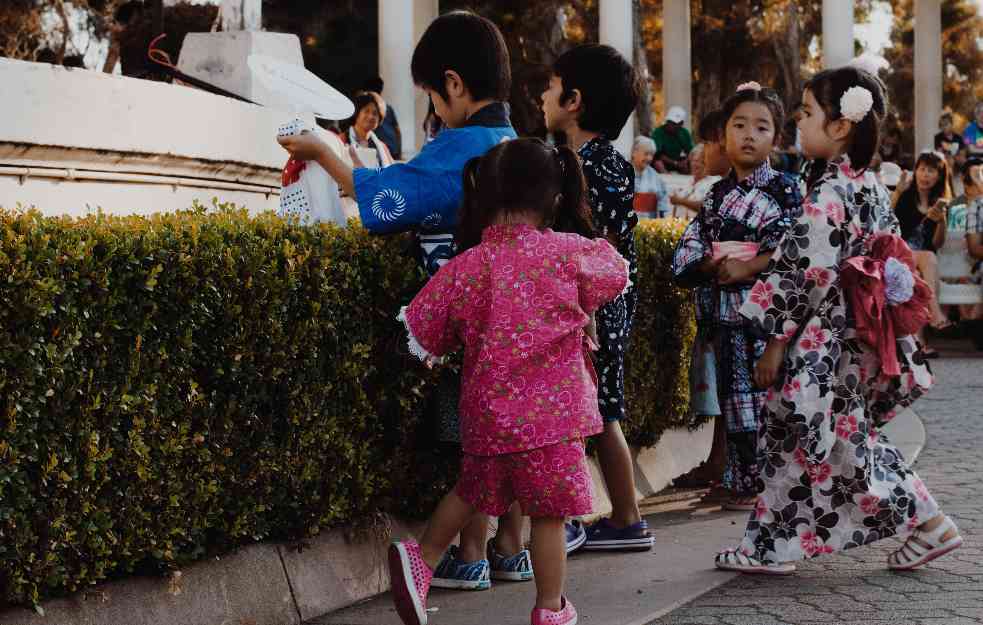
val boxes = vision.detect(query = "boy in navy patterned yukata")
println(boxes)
[278,10,528,591]
[672,85,800,511]
[541,44,653,552]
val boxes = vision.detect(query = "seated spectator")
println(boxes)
[879,127,908,170]
[631,136,671,218]
[670,144,721,219]
[963,102,983,158]
[936,112,967,161]
[892,150,954,356]
[338,93,394,169]
[652,106,694,174]
[967,163,983,348]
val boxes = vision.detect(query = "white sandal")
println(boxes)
[714,549,796,575]
[888,514,963,571]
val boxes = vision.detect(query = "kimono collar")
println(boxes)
[828,154,867,181]
[730,160,779,189]
[463,102,512,129]
[482,223,539,243]
[576,136,609,159]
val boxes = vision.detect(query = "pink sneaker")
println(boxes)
[531,597,578,625]
[389,541,433,625]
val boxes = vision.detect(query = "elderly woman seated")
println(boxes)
[631,136,671,218]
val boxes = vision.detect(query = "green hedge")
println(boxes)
[0,204,696,606]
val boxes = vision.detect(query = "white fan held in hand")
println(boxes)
[248,54,354,120]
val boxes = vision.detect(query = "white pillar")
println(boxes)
[914,0,943,153]
[221,0,262,32]
[821,0,854,68]
[413,0,440,153]
[379,0,417,159]
[600,0,634,158]
[662,0,691,140]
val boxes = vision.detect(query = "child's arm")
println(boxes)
[399,262,464,363]
[278,133,355,197]
[717,252,771,285]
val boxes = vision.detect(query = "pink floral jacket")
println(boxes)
[400,224,629,456]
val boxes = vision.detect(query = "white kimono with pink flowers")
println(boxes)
[735,156,939,564]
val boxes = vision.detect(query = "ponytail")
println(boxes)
[455,155,488,252]
[551,146,595,239]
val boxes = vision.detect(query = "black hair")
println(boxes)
[411,11,511,102]
[803,66,888,189]
[362,76,384,94]
[456,138,595,252]
[553,44,639,140]
[698,110,726,143]
[897,151,952,211]
[341,93,381,134]
[720,86,786,143]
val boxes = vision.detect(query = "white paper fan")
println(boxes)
[247,53,354,120]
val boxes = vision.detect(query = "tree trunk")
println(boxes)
[772,2,802,117]
[53,0,71,64]
[634,0,654,136]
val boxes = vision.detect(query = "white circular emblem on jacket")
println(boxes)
[372,189,407,222]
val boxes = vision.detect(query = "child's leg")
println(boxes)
[420,490,480,569]
[596,421,641,526]
[493,502,525,556]
[529,517,565,611]
[458,514,489,563]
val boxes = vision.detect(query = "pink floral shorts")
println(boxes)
[456,440,594,518]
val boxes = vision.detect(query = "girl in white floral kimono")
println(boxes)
[715,65,963,574]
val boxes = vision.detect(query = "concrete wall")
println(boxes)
[0,58,297,216]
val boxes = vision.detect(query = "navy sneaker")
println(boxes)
[582,518,654,552]
[431,545,491,590]
[486,539,534,581]
[564,520,587,554]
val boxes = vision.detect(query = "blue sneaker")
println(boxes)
[431,545,491,590]
[582,518,654,552]
[565,520,587,554]
[487,539,534,581]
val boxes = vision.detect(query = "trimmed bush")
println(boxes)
[0,204,697,606]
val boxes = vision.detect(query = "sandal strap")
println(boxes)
[918,515,957,545]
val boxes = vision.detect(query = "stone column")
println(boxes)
[914,0,943,153]
[600,0,635,158]
[662,0,692,140]
[413,0,440,154]
[379,0,417,159]
[222,0,262,32]
[821,0,854,69]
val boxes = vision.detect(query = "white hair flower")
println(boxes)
[884,257,915,306]
[736,81,762,92]
[840,86,874,123]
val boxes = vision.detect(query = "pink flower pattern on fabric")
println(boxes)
[401,224,629,456]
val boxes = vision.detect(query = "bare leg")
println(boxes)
[596,420,641,527]
[529,517,565,612]
[420,490,480,569]
[458,514,489,563]
[493,503,525,556]
[914,251,948,326]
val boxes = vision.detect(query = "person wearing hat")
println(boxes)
[652,105,694,174]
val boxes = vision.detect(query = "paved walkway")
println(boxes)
[313,351,979,625]
[650,354,983,625]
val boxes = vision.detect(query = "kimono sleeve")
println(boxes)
[578,238,630,314]
[758,175,802,254]
[398,262,463,361]
[739,181,845,341]
[671,193,712,287]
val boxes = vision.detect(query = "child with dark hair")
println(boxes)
[717,65,961,574]
[673,83,801,512]
[541,43,652,553]
[279,9,526,590]
[390,138,629,625]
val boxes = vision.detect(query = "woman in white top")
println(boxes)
[631,136,671,218]
[338,93,395,169]
[670,144,721,219]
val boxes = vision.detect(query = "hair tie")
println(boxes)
[736,81,762,92]
[840,86,874,122]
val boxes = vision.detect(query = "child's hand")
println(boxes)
[754,339,786,389]
[717,258,753,285]
[699,255,725,277]
[277,132,328,161]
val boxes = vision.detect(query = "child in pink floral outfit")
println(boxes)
[388,138,629,625]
